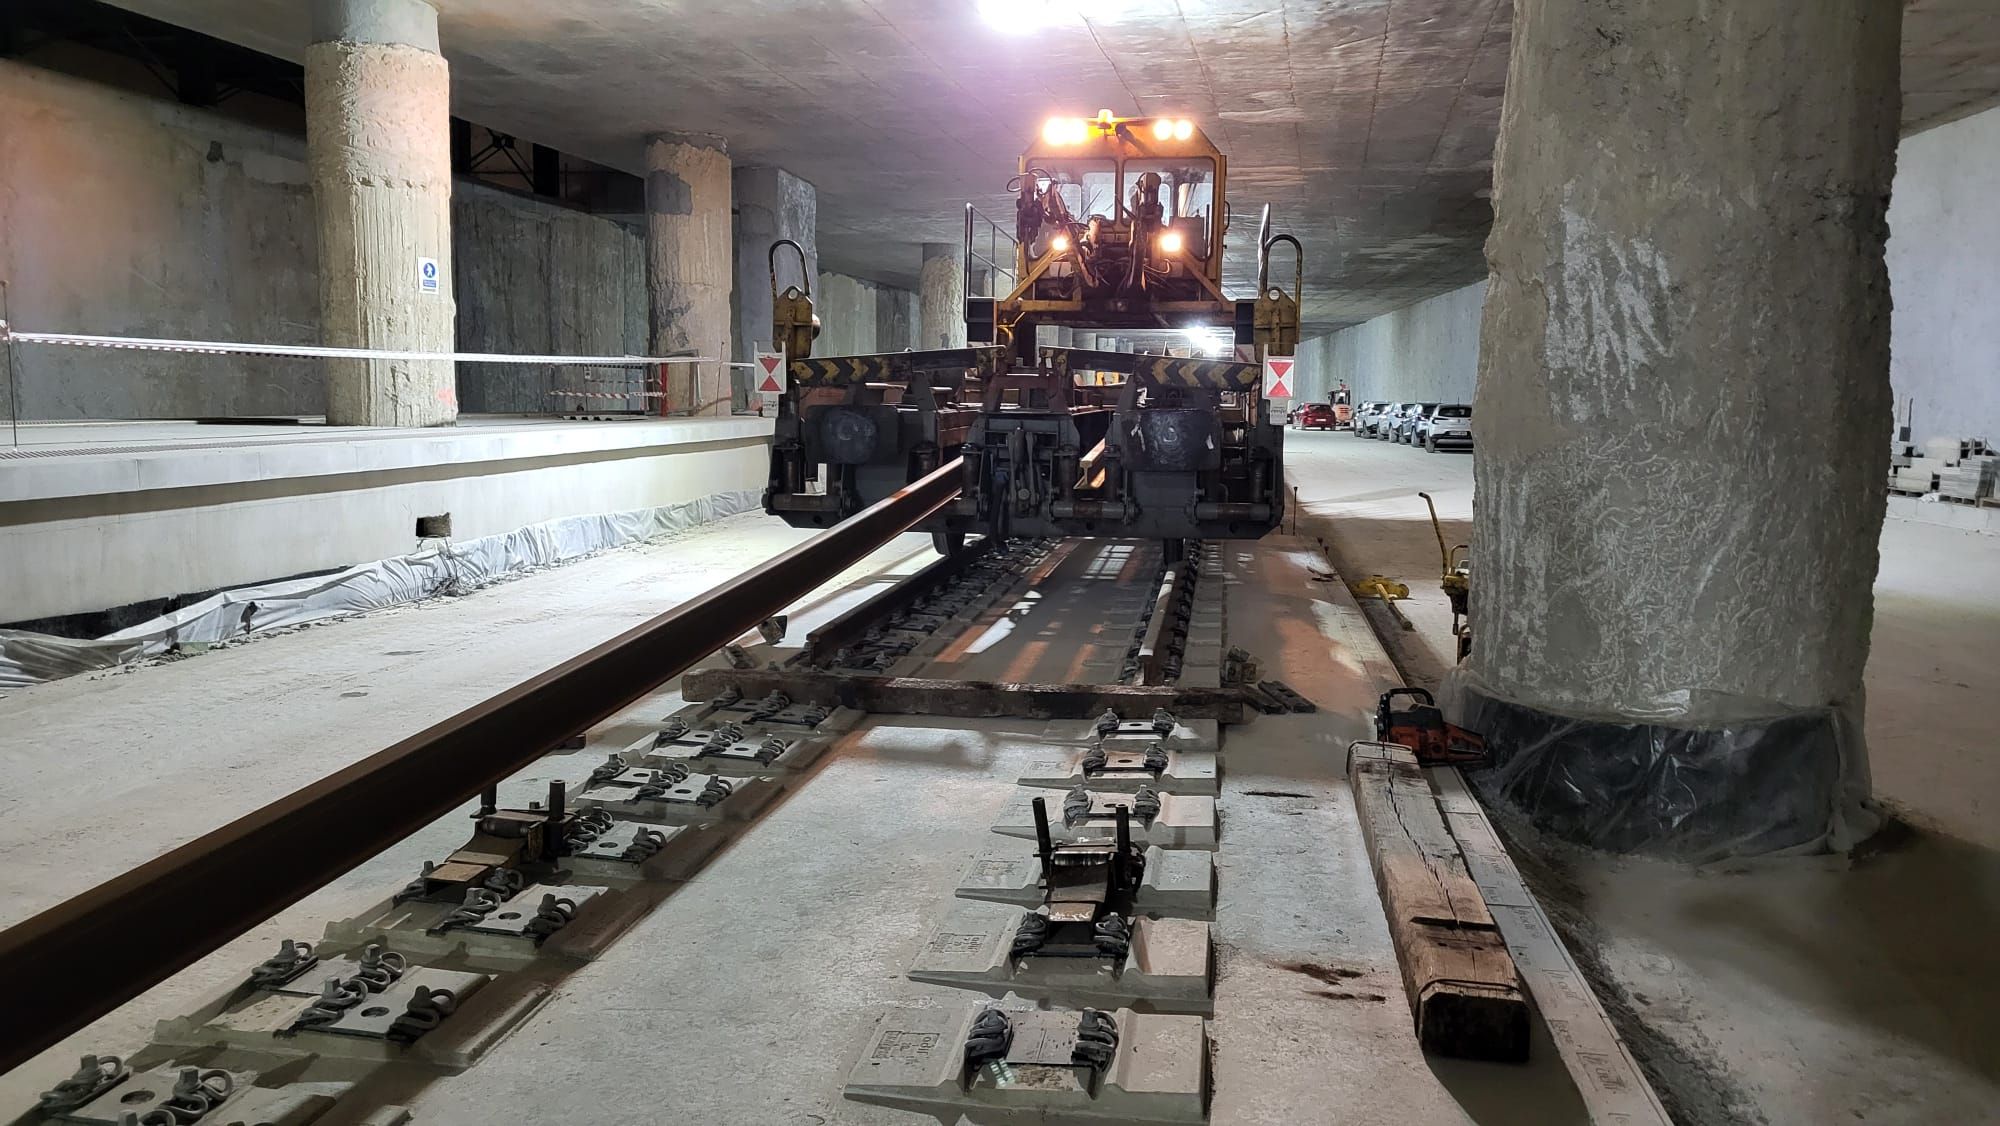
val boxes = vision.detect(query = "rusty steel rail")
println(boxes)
[0,460,964,1076]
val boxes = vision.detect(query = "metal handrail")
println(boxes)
[0,460,965,1075]
[963,202,1019,299]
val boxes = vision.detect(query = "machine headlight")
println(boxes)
[1173,118,1195,141]
[1158,231,1184,254]
[1152,118,1174,141]
[1050,233,1072,253]
[1042,117,1088,145]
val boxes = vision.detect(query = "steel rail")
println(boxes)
[800,534,995,664]
[0,459,964,1076]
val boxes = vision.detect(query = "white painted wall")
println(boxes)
[1886,104,2000,446]
[1297,281,1487,406]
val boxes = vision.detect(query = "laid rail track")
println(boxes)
[0,461,966,1074]
[1,488,1660,1126]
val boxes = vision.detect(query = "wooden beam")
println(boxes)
[682,668,1248,722]
[1347,741,1530,1061]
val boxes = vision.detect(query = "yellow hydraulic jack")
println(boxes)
[1418,492,1471,661]
[769,238,819,360]
[1254,228,1303,358]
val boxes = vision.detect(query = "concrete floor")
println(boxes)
[0,512,934,1107]
[1286,428,2000,1124]
[0,496,1595,1122]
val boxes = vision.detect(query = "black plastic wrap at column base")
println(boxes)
[1447,681,1867,863]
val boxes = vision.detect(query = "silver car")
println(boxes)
[1393,402,1438,443]
[1376,402,1414,439]
[1420,403,1474,451]
[1353,401,1390,436]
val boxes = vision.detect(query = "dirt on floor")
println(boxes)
[1286,428,2000,1125]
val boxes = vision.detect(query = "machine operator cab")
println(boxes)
[991,111,1235,364]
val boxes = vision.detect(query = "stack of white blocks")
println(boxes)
[1892,436,1994,499]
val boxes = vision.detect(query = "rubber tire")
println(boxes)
[1425,437,1436,453]
[932,531,966,556]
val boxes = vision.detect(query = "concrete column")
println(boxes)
[645,133,733,417]
[1458,0,1900,858]
[919,242,965,350]
[306,0,454,426]
[731,167,815,410]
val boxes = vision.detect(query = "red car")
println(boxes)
[1295,402,1335,430]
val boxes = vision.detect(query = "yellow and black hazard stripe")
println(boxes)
[1037,347,1258,390]
[788,346,1007,388]
[787,355,882,387]
[1132,355,1261,390]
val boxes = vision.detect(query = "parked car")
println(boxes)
[1295,402,1335,430]
[1354,401,1390,435]
[1420,403,1474,451]
[1393,402,1439,443]
[1409,404,1446,445]
[1376,402,1415,439]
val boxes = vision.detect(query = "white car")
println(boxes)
[1390,402,1437,443]
[1353,401,1390,436]
[1419,403,1474,451]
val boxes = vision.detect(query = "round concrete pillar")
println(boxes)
[1458,0,1901,857]
[645,134,734,417]
[919,242,965,350]
[306,0,455,426]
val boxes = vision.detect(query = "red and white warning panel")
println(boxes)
[754,351,786,394]
[1262,356,1295,399]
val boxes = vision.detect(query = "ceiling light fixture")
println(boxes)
[979,0,1059,34]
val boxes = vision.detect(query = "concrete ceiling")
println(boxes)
[103,0,2000,332]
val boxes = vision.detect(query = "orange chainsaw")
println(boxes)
[1374,688,1488,768]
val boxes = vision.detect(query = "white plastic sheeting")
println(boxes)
[0,490,761,693]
